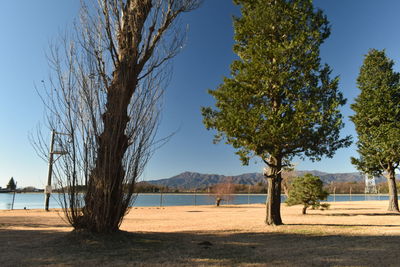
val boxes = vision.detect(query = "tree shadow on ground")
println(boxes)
[306,212,400,217]
[288,223,400,227]
[0,222,67,228]
[186,210,203,212]
[0,215,68,229]
[331,207,380,211]
[211,205,262,209]
[1,228,400,266]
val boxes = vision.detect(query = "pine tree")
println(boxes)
[6,177,16,190]
[286,174,329,214]
[202,0,350,225]
[350,49,400,212]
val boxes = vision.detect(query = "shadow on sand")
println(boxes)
[288,223,400,227]
[1,227,400,266]
[306,212,400,217]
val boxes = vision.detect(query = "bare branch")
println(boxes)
[32,0,201,232]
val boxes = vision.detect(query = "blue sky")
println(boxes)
[1,0,400,188]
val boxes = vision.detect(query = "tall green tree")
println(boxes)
[6,177,16,190]
[202,0,350,225]
[351,49,400,212]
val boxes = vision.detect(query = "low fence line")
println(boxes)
[0,193,390,210]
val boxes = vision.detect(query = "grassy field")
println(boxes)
[1,201,400,266]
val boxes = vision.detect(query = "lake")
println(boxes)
[0,193,390,210]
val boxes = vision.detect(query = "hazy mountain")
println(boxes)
[147,171,386,190]
[147,171,263,189]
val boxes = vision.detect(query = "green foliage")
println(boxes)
[350,49,400,174]
[286,174,329,213]
[202,0,351,166]
[6,177,16,190]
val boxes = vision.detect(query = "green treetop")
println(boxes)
[202,0,350,225]
[6,177,16,190]
[350,49,400,211]
[286,174,329,214]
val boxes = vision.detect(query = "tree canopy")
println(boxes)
[6,177,16,190]
[202,0,350,225]
[350,49,400,211]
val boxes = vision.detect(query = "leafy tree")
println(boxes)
[286,174,329,214]
[6,177,16,190]
[350,49,400,211]
[202,0,350,225]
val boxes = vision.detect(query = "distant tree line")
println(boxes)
[13,179,400,195]
[134,181,268,194]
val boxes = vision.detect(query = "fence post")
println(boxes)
[11,182,17,210]
[160,189,163,207]
[333,187,336,202]
[350,186,352,201]
[247,185,250,205]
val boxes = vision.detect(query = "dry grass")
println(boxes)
[1,201,400,266]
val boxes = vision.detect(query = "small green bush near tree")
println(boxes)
[286,174,329,214]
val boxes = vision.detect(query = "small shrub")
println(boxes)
[286,174,329,214]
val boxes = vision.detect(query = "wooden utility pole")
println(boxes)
[45,130,56,211]
[45,130,68,211]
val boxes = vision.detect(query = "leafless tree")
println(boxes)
[211,178,235,206]
[32,0,201,233]
[281,168,296,197]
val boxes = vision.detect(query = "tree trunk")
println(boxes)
[386,166,399,212]
[265,156,283,225]
[82,78,138,233]
[76,0,155,233]
[302,206,307,215]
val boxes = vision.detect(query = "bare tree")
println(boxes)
[281,168,296,197]
[32,0,201,233]
[211,178,235,207]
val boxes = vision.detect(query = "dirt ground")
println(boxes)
[1,201,400,266]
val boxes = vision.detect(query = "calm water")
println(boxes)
[0,193,390,210]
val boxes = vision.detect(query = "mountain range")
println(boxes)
[147,170,386,190]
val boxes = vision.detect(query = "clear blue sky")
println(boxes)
[1,0,400,188]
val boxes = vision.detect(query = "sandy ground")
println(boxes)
[1,201,400,266]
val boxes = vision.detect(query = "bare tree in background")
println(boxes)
[211,178,235,206]
[281,169,296,197]
[32,0,201,233]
